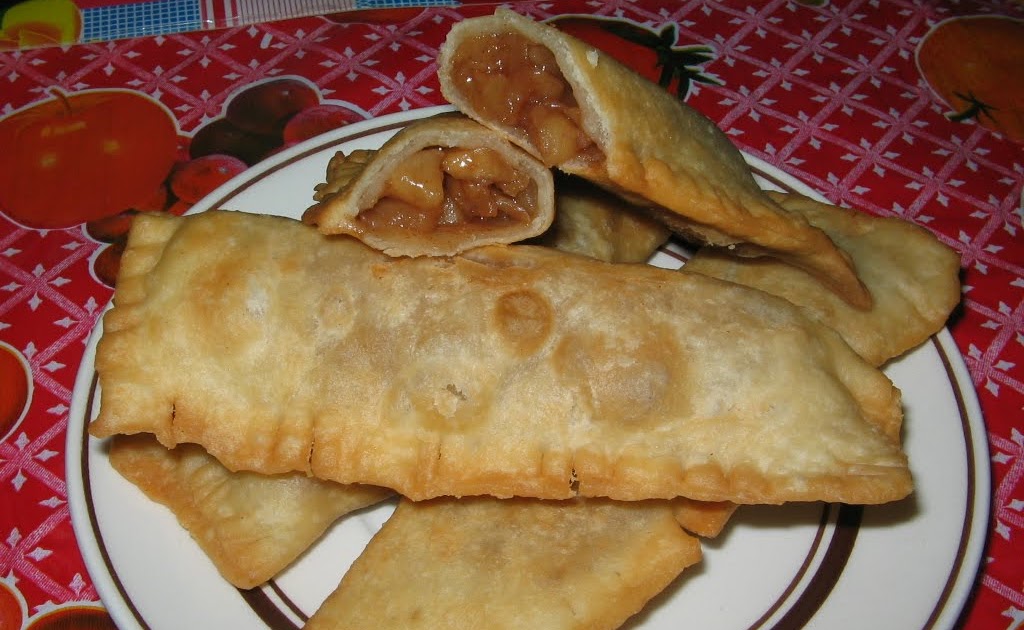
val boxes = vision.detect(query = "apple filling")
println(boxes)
[449,32,603,167]
[356,146,538,234]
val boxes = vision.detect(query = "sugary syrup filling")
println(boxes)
[450,31,602,166]
[357,146,538,233]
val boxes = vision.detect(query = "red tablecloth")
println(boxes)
[1,1,1022,628]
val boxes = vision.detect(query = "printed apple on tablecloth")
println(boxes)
[0,77,368,288]
[0,341,31,445]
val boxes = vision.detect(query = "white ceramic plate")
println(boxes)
[67,106,990,630]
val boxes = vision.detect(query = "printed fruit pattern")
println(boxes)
[169,155,248,204]
[226,77,320,136]
[191,77,366,165]
[0,341,32,443]
[283,104,366,145]
[0,0,81,50]
[0,89,179,230]
[85,76,367,288]
[26,604,117,629]
[917,15,1024,143]
[546,15,720,100]
[0,578,27,630]
[0,574,117,630]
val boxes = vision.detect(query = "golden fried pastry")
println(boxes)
[303,113,554,257]
[529,175,671,263]
[90,210,909,504]
[304,497,701,630]
[671,499,739,538]
[437,10,872,309]
[684,192,962,366]
[531,178,731,534]
[108,434,392,589]
[311,147,373,202]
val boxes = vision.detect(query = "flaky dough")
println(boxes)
[91,211,910,504]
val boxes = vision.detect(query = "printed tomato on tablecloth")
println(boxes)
[0,575,115,630]
[0,567,28,629]
[545,15,720,100]
[916,14,1024,143]
[0,341,31,447]
[23,603,117,629]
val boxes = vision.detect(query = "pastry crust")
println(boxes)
[90,210,910,504]
[108,434,391,588]
[529,175,671,263]
[437,10,872,309]
[671,499,739,538]
[303,113,555,257]
[685,192,963,366]
[305,497,701,630]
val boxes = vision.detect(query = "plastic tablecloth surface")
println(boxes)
[1,1,1022,628]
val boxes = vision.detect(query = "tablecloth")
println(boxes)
[1,0,1022,628]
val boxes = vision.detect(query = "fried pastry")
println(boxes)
[530,178,733,534]
[304,497,701,630]
[529,175,671,263]
[108,433,392,589]
[670,498,738,538]
[303,113,555,257]
[437,10,872,309]
[90,210,910,504]
[684,192,962,366]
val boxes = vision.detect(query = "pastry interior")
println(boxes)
[356,144,540,235]
[447,31,603,167]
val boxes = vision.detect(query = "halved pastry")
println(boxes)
[304,497,701,630]
[91,210,910,505]
[437,10,872,309]
[108,434,392,589]
[303,113,555,257]
[684,192,962,366]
